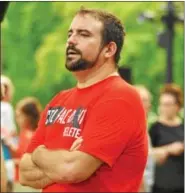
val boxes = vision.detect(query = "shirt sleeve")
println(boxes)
[149,123,158,147]
[78,99,143,168]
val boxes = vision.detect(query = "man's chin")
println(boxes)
[65,63,81,72]
[65,59,94,72]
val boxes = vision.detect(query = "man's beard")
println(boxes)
[65,45,101,72]
[65,56,95,72]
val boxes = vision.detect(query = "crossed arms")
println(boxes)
[19,138,103,189]
[19,99,138,189]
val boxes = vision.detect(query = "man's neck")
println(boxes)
[73,62,119,89]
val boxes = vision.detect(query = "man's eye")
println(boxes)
[81,33,89,37]
[68,33,72,38]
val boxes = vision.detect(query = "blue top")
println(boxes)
[1,141,12,160]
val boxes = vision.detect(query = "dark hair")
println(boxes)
[160,83,183,108]
[76,7,126,64]
[16,97,42,130]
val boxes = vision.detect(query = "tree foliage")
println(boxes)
[2,2,184,111]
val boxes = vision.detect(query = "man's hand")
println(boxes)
[70,137,83,151]
[31,137,102,184]
[19,153,44,181]
[32,136,83,165]
[30,137,83,182]
[19,153,54,189]
[33,136,83,157]
[31,137,84,182]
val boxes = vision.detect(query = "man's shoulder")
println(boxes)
[49,88,75,105]
[57,88,75,97]
[103,77,141,104]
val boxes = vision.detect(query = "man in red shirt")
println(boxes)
[19,7,148,192]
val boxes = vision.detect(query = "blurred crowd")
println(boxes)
[1,75,42,192]
[136,84,184,193]
[1,74,184,193]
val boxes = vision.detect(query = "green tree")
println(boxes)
[2,2,184,112]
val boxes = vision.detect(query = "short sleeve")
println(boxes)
[79,99,143,168]
[149,123,158,147]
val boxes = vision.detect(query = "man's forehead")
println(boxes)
[69,14,103,33]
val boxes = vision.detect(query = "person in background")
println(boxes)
[150,83,184,193]
[135,85,152,115]
[135,85,155,192]
[1,74,16,192]
[4,97,42,192]
[1,75,16,137]
[1,81,7,192]
[1,145,7,192]
[135,85,157,128]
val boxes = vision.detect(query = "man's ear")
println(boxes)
[104,42,117,59]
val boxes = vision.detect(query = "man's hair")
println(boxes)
[75,7,126,64]
[160,83,183,108]
[16,97,42,130]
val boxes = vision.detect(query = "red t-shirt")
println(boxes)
[26,76,148,192]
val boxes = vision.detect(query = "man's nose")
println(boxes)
[67,34,78,46]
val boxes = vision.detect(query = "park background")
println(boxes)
[1,1,184,114]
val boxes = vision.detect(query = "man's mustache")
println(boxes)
[66,46,81,55]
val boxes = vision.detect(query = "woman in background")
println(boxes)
[5,97,42,192]
[1,81,7,192]
[150,84,184,193]
[135,85,155,192]
[1,75,17,192]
